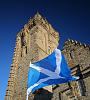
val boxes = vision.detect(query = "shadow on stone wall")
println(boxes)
[33,89,53,100]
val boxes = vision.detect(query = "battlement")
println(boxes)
[64,39,90,49]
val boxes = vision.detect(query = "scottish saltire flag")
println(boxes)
[26,48,79,100]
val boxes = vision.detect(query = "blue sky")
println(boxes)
[0,0,90,99]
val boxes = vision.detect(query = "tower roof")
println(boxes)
[17,12,59,41]
[34,11,42,18]
[26,12,59,37]
[28,12,44,24]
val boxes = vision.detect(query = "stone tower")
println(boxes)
[5,13,59,100]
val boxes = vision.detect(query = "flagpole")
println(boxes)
[26,61,31,100]
[26,90,28,100]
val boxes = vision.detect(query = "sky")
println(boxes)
[0,0,90,99]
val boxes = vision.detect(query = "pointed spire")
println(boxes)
[75,40,78,44]
[34,11,42,19]
[78,42,82,46]
[68,38,71,42]
[71,39,74,43]
[83,43,87,47]
[36,11,40,16]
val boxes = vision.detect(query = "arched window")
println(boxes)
[70,50,74,59]
[21,33,26,46]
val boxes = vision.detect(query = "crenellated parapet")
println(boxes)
[64,39,90,50]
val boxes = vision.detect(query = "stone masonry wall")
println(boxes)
[56,39,90,100]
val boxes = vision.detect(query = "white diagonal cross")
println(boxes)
[26,49,65,100]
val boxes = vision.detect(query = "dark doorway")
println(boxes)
[33,89,53,100]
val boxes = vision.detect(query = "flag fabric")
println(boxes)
[26,48,79,100]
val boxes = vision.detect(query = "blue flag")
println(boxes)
[27,48,79,99]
